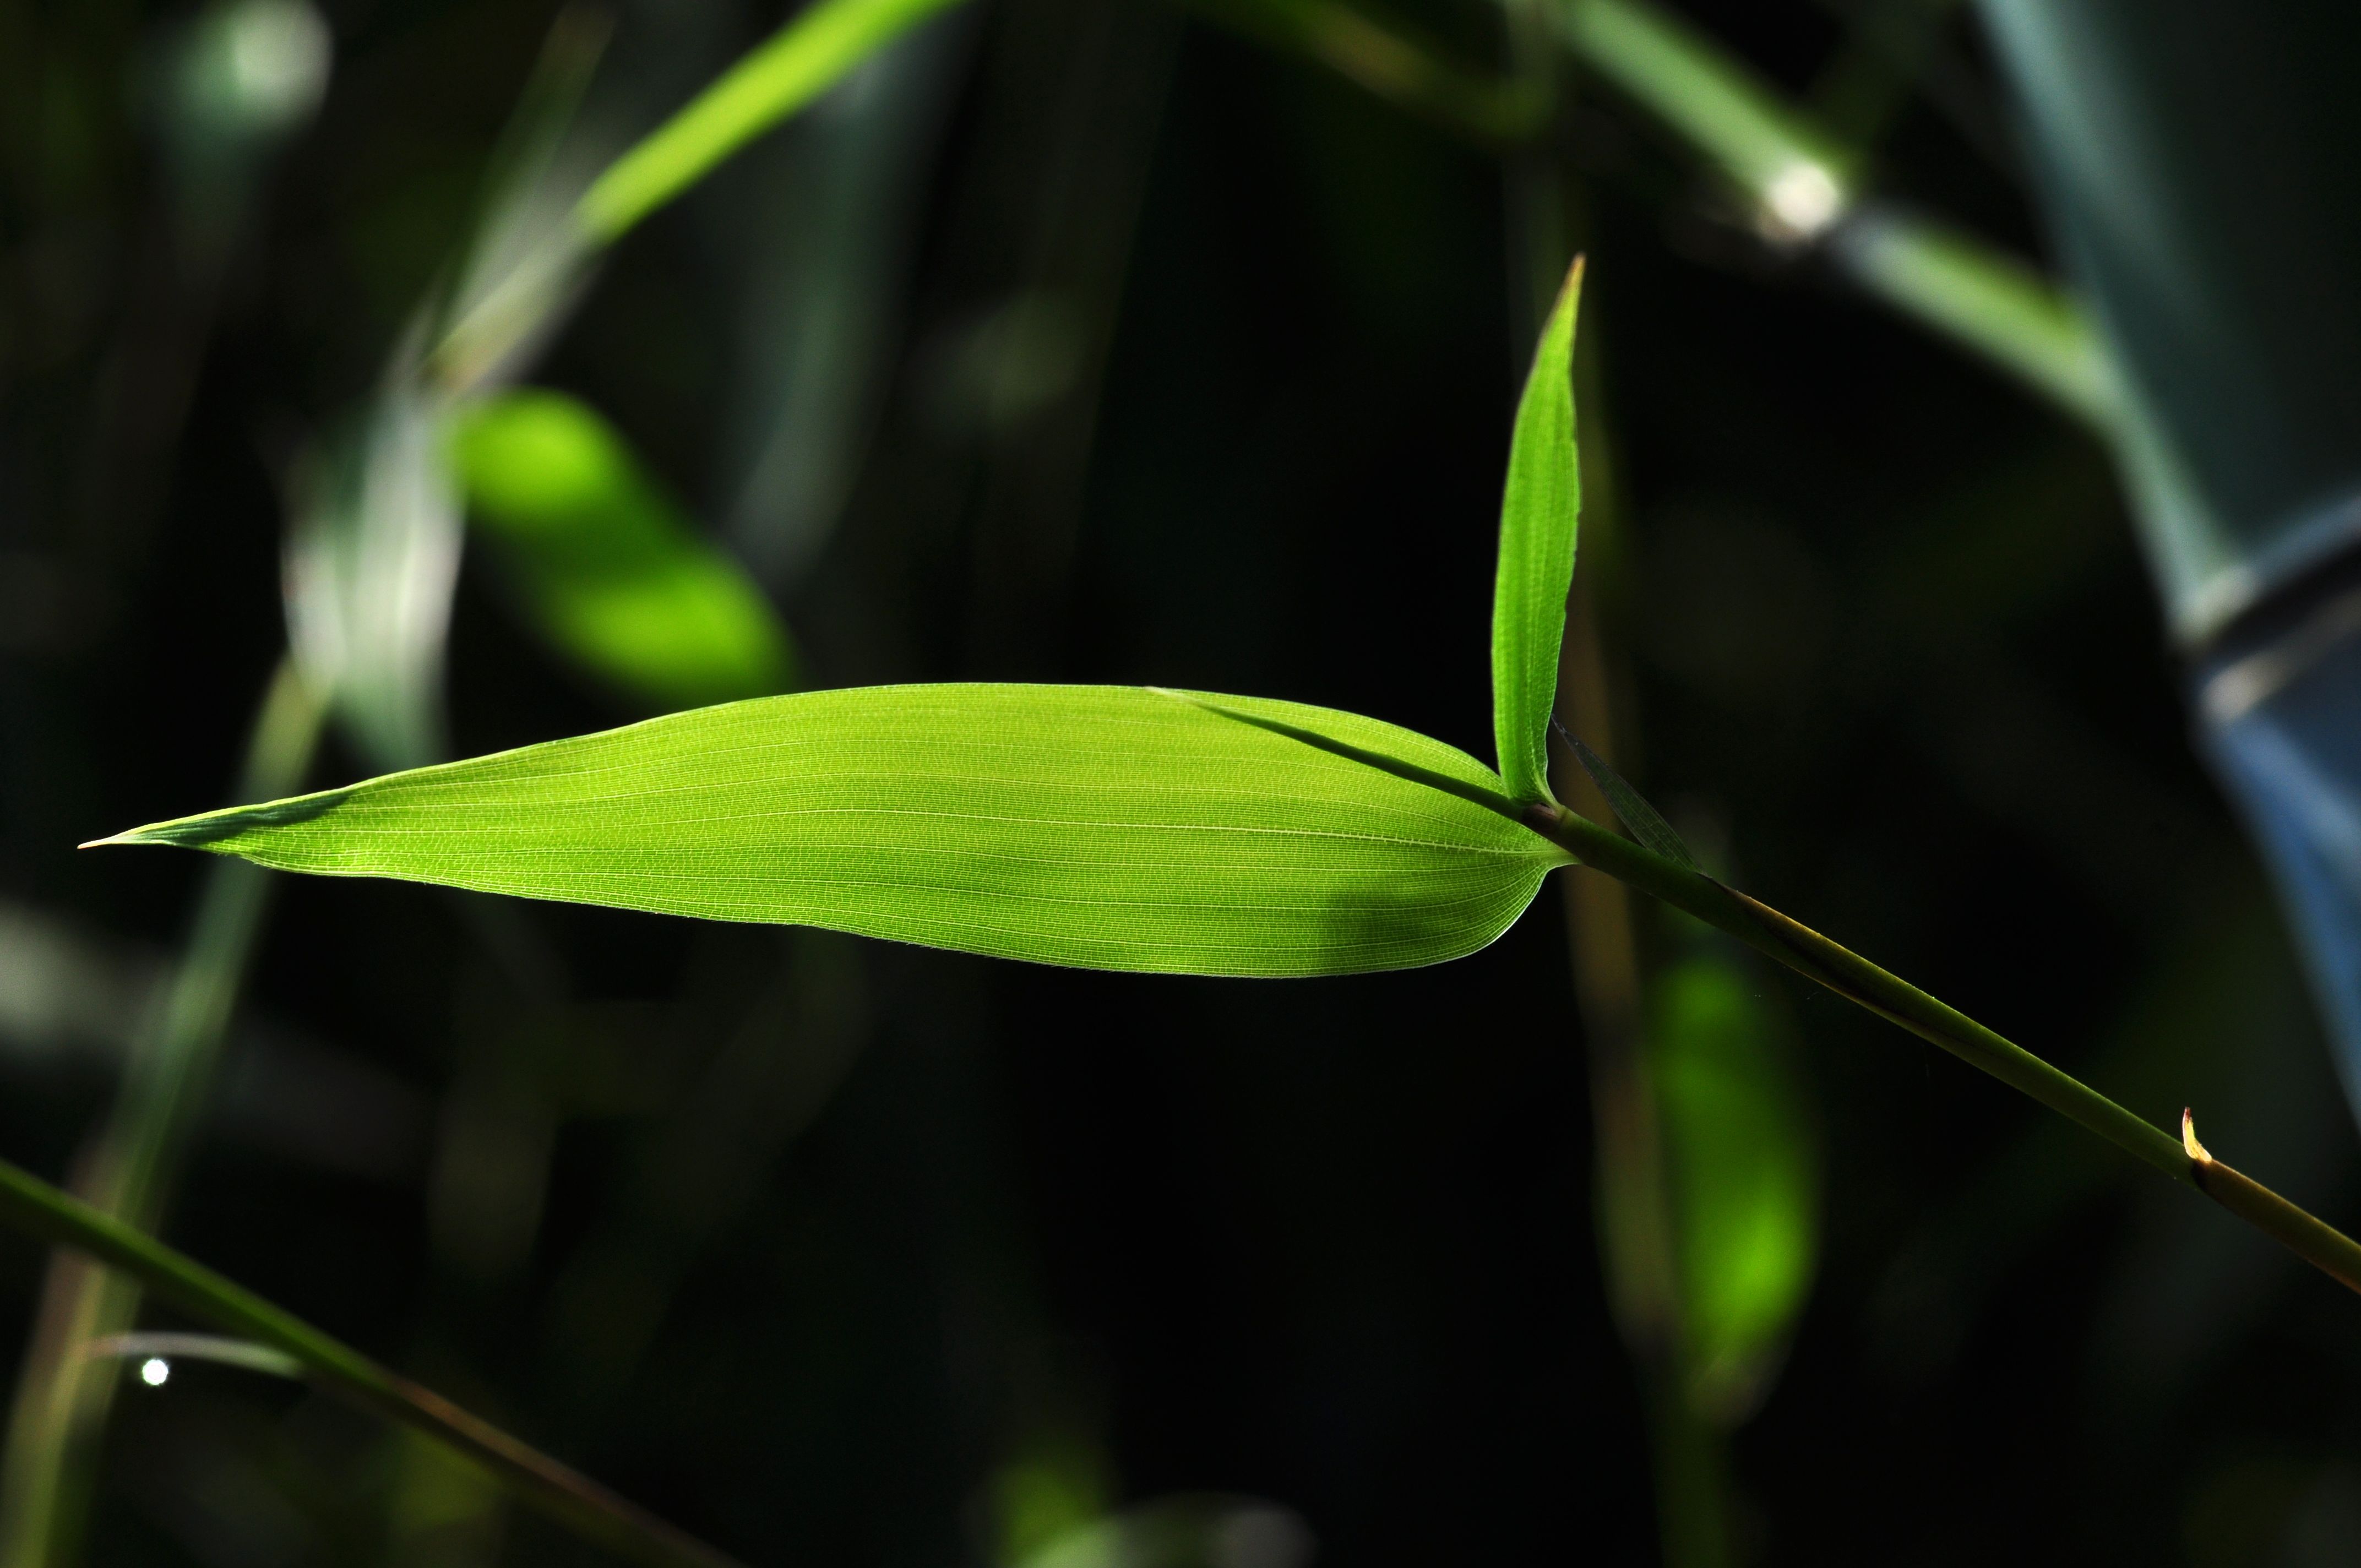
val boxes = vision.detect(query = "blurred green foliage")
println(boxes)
[1649,950,1817,1422]
[454,390,799,710]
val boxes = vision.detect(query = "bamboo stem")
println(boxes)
[1527,806,2361,1296]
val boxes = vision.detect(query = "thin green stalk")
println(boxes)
[1557,0,1857,222]
[431,0,969,396]
[0,1156,742,1568]
[0,656,327,1568]
[574,0,970,244]
[1826,205,2120,432]
[1544,0,2117,433]
[1644,1373,1731,1568]
[1526,805,2361,1295]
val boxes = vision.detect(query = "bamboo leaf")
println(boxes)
[284,385,463,772]
[1650,953,1819,1423]
[93,686,1570,978]
[453,390,799,710]
[1490,257,1584,807]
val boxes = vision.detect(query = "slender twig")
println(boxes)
[574,0,971,244]
[0,656,327,1566]
[1543,0,2118,433]
[81,1332,302,1379]
[1524,805,2361,1296]
[1216,0,2118,430]
[0,1156,744,1568]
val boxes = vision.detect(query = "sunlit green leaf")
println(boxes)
[1489,258,1584,807]
[1651,951,1819,1423]
[95,685,1569,978]
[453,390,798,711]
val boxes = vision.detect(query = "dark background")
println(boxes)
[5,0,2358,1562]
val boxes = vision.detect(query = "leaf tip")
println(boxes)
[1556,252,1587,312]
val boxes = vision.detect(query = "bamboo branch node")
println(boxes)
[2182,1108,2216,1169]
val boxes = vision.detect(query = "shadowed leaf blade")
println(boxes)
[95,685,1569,978]
[1490,257,1585,806]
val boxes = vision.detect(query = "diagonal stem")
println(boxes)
[0,657,327,1567]
[0,1156,743,1568]
[1525,805,2361,1296]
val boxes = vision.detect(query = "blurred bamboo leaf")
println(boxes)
[424,6,612,397]
[284,384,463,771]
[1650,952,1819,1423]
[575,0,972,245]
[454,389,799,711]
[95,685,1569,978]
[1490,257,1584,807]
[993,1433,1112,1566]
[1015,1496,1313,1568]
[719,19,966,589]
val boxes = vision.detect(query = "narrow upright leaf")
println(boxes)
[453,390,798,711]
[1490,257,1585,806]
[94,685,1569,979]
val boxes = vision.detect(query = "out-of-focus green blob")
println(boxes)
[452,390,797,711]
[991,1433,1109,1567]
[1650,951,1820,1423]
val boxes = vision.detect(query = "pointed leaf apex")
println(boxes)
[1554,254,1587,314]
